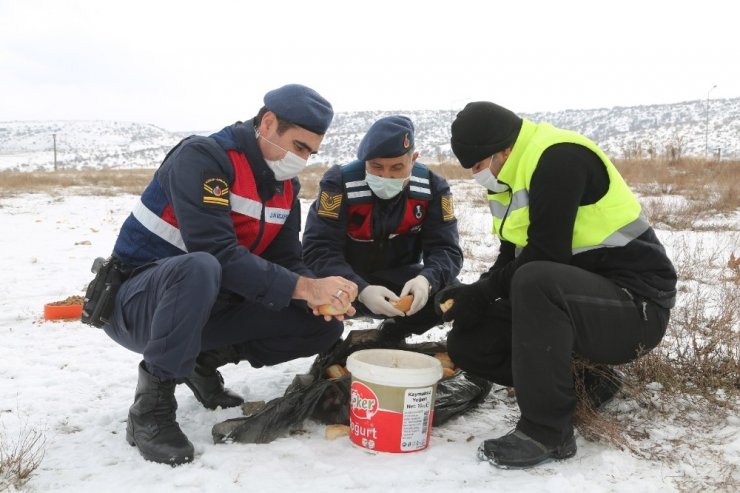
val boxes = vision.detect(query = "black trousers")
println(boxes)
[447,261,669,446]
[103,252,343,380]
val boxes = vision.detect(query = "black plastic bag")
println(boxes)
[212,329,493,444]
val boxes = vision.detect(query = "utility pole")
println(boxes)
[53,133,58,171]
[705,84,717,160]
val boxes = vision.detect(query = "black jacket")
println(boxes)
[113,121,311,310]
[484,143,677,308]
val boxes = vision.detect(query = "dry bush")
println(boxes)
[670,235,730,283]
[0,422,46,490]
[626,280,739,398]
[571,361,644,453]
[640,198,697,230]
[616,158,740,219]
[430,160,474,181]
[624,233,739,397]
[297,164,330,200]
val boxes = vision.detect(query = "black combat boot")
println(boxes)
[126,361,194,465]
[182,347,244,410]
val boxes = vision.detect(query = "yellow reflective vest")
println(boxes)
[489,119,649,254]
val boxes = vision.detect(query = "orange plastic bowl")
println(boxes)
[44,302,83,321]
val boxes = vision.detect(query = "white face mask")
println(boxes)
[365,173,408,199]
[473,155,509,193]
[258,132,308,181]
[265,152,307,181]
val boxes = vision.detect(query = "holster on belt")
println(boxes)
[81,256,130,328]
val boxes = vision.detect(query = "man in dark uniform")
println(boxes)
[436,102,677,468]
[303,116,463,341]
[94,84,358,465]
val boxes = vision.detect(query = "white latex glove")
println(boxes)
[400,275,430,316]
[358,285,405,317]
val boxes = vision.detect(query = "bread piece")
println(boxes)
[392,294,414,313]
[325,364,349,379]
[434,352,456,370]
[241,400,267,417]
[318,303,347,316]
[325,424,350,440]
[439,298,454,313]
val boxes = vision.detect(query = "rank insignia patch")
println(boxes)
[441,195,455,221]
[203,177,229,207]
[318,191,342,219]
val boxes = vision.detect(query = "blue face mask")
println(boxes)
[365,173,408,199]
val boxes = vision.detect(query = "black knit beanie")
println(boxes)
[450,102,523,168]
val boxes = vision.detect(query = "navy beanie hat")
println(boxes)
[263,84,334,135]
[450,102,523,168]
[357,116,415,161]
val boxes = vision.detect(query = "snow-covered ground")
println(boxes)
[1,183,738,492]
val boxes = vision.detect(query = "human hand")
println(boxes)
[434,280,492,329]
[358,285,405,317]
[400,275,430,316]
[294,276,358,321]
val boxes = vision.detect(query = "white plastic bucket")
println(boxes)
[345,349,443,453]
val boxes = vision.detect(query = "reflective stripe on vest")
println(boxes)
[571,213,650,253]
[132,197,187,252]
[227,150,293,255]
[488,120,644,256]
[130,150,292,257]
[346,179,372,200]
[342,161,431,242]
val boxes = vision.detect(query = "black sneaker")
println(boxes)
[478,429,577,468]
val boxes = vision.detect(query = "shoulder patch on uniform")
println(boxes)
[441,194,455,222]
[318,191,342,219]
[203,177,230,207]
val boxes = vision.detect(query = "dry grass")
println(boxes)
[0,421,46,490]
[9,158,734,216]
[430,157,740,230]
[627,282,739,397]
[617,158,740,230]
[0,168,154,198]
[0,162,475,201]
[296,164,329,200]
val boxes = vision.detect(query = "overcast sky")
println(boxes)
[1,0,737,131]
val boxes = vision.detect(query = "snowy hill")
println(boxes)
[0,120,181,171]
[1,97,738,171]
